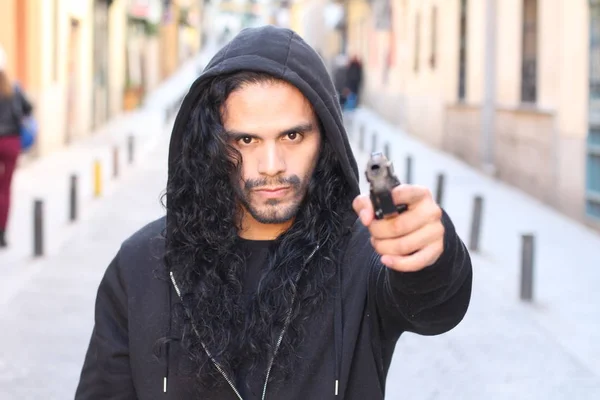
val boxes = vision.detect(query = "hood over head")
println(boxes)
[167,25,360,204]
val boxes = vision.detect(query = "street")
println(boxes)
[2,0,599,398]
[1,87,600,399]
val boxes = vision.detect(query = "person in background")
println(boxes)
[344,55,363,110]
[0,46,33,248]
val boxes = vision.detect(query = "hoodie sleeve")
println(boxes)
[74,251,137,400]
[370,209,473,340]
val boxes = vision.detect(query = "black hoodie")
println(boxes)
[74,26,472,400]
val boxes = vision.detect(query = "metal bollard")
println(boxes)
[405,155,413,184]
[520,234,535,301]
[128,134,135,164]
[113,146,119,179]
[435,173,445,206]
[469,195,484,252]
[371,132,378,154]
[69,175,78,222]
[33,199,44,257]
[94,160,102,198]
[359,125,365,151]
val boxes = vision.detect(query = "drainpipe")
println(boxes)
[481,0,497,175]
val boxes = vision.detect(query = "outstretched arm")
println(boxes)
[369,209,472,337]
[354,185,473,339]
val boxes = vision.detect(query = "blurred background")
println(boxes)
[0,0,599,399]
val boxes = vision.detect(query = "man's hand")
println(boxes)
[352,184,445,272]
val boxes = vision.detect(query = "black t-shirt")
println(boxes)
[239,238,271,299]
[236,238,273,399]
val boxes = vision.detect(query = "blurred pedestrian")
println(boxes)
[0,46,33,248]
[344,55,363,111]
[75,26,472,399]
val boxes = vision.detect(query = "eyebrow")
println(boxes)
[225,122,315,140]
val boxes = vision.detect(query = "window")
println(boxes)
[430,6,437,69]
[414,12,420,72]
[521,0,538,103]
[458,0,467,100]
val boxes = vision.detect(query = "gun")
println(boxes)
[365,152,408,220]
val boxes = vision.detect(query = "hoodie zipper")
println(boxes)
[170,245,319,400]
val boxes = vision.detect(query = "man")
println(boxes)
[75,26,472,400]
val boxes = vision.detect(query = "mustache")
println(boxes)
[244,176,302,191]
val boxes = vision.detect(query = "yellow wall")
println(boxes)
[109,0,128,118]
[496,0,521,107]
[160,5,181,79]
[557,1,589,139]
[289,2,305,35]
[28,0,100,152]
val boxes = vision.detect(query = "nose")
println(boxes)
[257,141,286,177]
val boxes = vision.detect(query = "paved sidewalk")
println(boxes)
[347,108,600,399]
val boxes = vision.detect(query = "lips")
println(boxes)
[255,187,290,198]
[256,187,289,192]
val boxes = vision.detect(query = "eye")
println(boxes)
[237,136,255,145]
[285,132,302,141]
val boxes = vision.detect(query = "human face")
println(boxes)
[222,80,321,235]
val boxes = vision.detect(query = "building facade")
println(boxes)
[0,0,203,159]
[159,0,204,80]
[0,0,128,155]
[344,0,600,229]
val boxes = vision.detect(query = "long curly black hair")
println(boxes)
[160,71,355,390]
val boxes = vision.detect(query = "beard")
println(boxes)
[234,174,310,224]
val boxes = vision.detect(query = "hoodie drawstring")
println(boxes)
[332,217,361,397]
[164,274,172,393]
[333,259,343,397]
